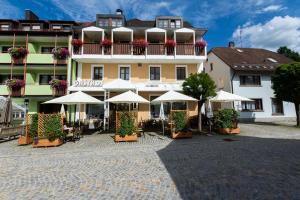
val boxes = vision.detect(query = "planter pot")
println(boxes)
[171,131,193,139]
[218,127,240,135]
[32,138,63,147]
[52,87,66,96]
[13,58,24,64]
[56,59,67,65]
[9,87,24,97]
[18,135,31,145]
[103,46,111,55]
[115,134,138,142]
[166,47,174,55]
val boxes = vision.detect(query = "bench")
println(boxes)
[0,126,25,140]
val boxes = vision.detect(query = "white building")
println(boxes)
[205,43,296,122]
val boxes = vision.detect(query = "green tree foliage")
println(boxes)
[271,63,300,126]
[277,46,300,62]
[182,73,216,131]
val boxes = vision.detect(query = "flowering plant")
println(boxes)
[195,39,207,48]
[71,39,83,47]
[100,39,112,47]
[131,39,148,48]
[164,40,176,47]
[5,79,25,89]
[8,47,28,59]
[51,47,70,60]
[49,79,67,89]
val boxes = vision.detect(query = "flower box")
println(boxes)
[49,79,67,96]
[52,47,70,60]
[52,87,66,96]
[18,135,32,145]
[171,131,193,139]
[165,40,176,55]
[32,138,63,148]
[6,79,25,97]
[8,47,28,63]
[218,127,240,135]
[115,134,137,142]
[100,39,112,47]
[56,59,67,65]
[13,58,24,64]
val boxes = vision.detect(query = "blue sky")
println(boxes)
[1,0,300,52]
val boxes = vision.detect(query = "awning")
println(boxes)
[152,90,198,103]
[210,90,253,102]
[106,90,149,104]
[103,79,136,91]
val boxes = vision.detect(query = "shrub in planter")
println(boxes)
[173,111,188,132]
[8,47,28,63]
[214,109,240,134]
[51,47,70,60]
[195,39,207,55]
[118,112,135,137]
[43,114,65,142]
[165,40,176,55]
[132,39,148,55]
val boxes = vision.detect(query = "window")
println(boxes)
[240,75,261,86]
[272,98,284,115]
[175,20,181,28]
[1,46,11,53]
[0,24,10,30]
[119,66,130,80]
[22,24,30,31]
[0,75,23,84]
[170,20,176,28]
[32,25,41,30]
[98,19,109,27]
[41,47,54,53]
[150,66,160,81]
[39,75,66,85]
[150,96,170,119]
[52,25,62,30]
[13,111,25,119]
[241,99,263,111]
[173,102,187,110]
[112,19,122,27]
[210,63,213,71]
[63,25,71,30]
[92,66,103,80]
[158,20,168,28]
[176,66,186,80]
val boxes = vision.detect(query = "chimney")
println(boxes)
[228,41,235,48]
[25,9,39,20]
[116,9,123,15]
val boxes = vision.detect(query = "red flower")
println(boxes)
[71,39,83,47]
[195,39,207,48]
[100,39,112,47]
[164,40,176,47]
[131,39,148,48]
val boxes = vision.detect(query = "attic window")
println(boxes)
[236,49,243,53]
[267,58,278,63]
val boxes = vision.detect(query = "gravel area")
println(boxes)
[0,125,299,200]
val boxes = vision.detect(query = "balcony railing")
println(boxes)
[73,43,206,57]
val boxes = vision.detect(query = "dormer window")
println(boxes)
[158,20,168,28]
[112,19,122,27]
[22,24,30,31]
[157,18,181,28]
[32,24,41,30]
[0,24,10,30]
[52,25,62,30]
[98,19,109,27]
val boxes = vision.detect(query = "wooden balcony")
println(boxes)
[147,44,165,55]
[83,43,102,54]
[113,43,131,55]
[176,44,194,55]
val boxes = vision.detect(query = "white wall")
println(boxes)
[232,72,296,121]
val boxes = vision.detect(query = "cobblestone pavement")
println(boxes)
[0,125,299,200]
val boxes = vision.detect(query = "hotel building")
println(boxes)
[69,9,207,128]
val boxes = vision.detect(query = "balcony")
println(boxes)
[72,43,206,57]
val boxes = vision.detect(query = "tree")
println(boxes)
[277,46,300,62]
[271,63,300,126]
[182,73,216,132]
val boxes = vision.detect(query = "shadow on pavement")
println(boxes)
[156,135,300,200]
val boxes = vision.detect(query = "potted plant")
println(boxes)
[33,114,64,147]
[171,111,192,139]
[214,109,240,134]
[131,39,148,55]
[100,39,112,54]
[5,79,25,97]
[71,39,83,54]
[165,40,176,55]
[51,47,70,64]
[195,39,207,55]
[8,47,28,64]
[49,79,67,96]
[18,114,38,145]
[115,112,137,142]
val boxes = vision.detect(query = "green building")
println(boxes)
[0,10,76,120]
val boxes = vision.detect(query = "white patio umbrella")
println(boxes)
[44,91,104,127]
[210,90,253,102]
[106,90,149,104]
[159,102,166,135]
[60,104,66,118]
[152,90,198,136]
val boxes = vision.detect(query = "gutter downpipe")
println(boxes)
[230,70,236,109]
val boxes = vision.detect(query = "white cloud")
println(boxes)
[256,4,287,13]
[0,0,21,19]
[232,16,300,52]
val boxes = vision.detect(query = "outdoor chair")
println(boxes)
[63,125,76,142]
[137,121,145,137]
